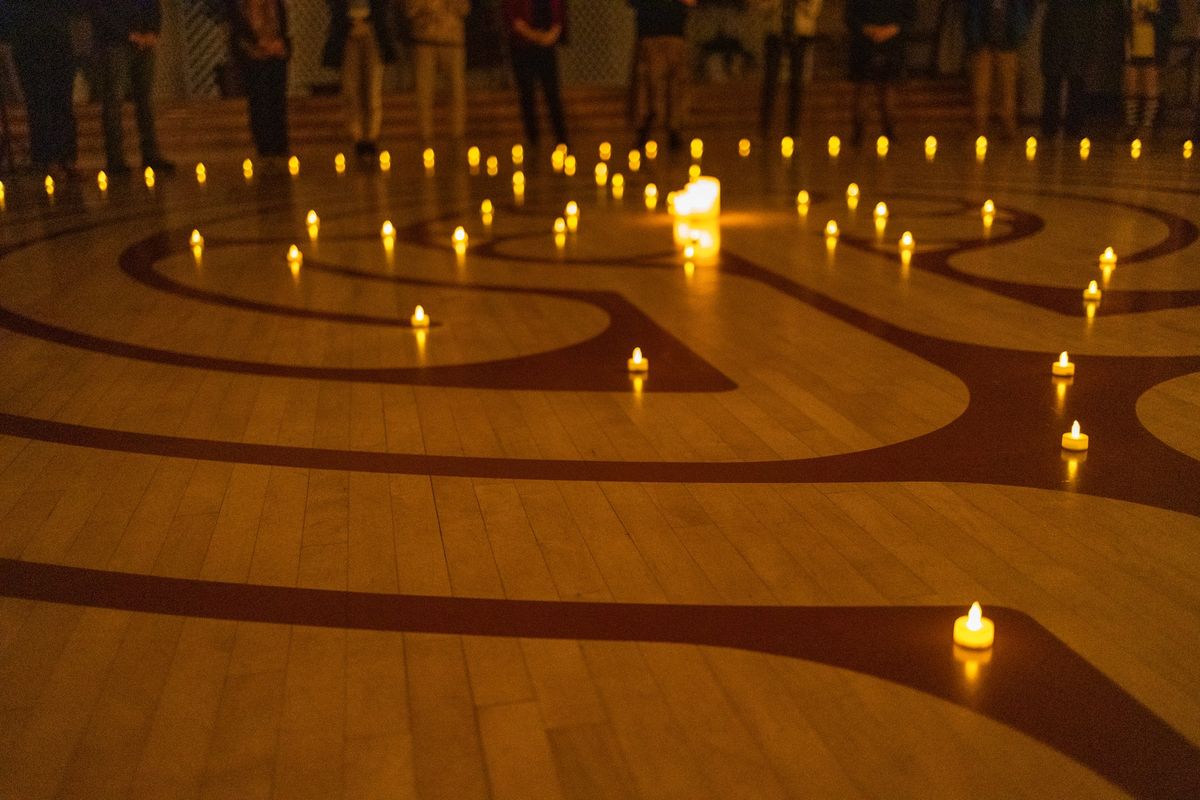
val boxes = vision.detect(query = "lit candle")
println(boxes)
[144,166,155,188]
[690,138,703,160]
[738,138,751,157]
[924,135,937,160]
[1052,351,1075,377]
[243,158,253,179]
[564,201,579,232]
[1131,138,1142,159]
[899,231,914,250]
[981,199,995,217]
[468,146,481,168]
[381,220,395,239]
[551,149,565,173]
[411,304,430,328]
[379,150,392,171]
[627,347,649,373]
[423,147,436,172]
[592,142,608,163]
[796,190,810,213]
[97,170,108,192]
[628,149,641,172]
[827,136,841,158]
[196,162,207,184]
[1184,140,1194,159]
[683,242,695,260]
[687,164,701,181]
[873,201,889,220]
[953,602,995,649]
[1079,138,1091,160]
[781,136,794,158]
[512,170,525,192]
[306,209,319,237]
[1083,280,1102,301]
[334,153,346,174]
[611,173,625,200]
[190,229,204,249]
[45,175,55,196]
[975,135,987,160]
[824,220,839,239]
[287,244,302,268]
[554,217,567,235]
[0,181,6,208]
[645,141,658,160]
[452,226,468,250]
[1025,136,1037,160]
[481,198,494,219]
[487,155,499,176]
[1062,419,1089,451]
[288,155,300,176]
[512,143,523,166]
[564,155,577,176]
[645,183,659,210]
[876,135,889,158]
[1099,247,1117,268]
[846,183,860,206]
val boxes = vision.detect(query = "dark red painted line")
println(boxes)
[0,557,1195,800]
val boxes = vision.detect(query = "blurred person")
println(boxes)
[406,0,470,144]
[87,0,176,175]
[844,0,916,144]
[503,0,569,149]
[753,0,822,141]
[630,0,697,153]
[229,0,291,160]
[323,0,398,162]
[1040,0,1101,137]
[1121,0,1179,136]
[5,0,80,178]
[964,0,1034,139]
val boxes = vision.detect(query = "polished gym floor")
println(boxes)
[0,130,1198,799]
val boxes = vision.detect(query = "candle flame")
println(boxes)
[423,148,436,168]
[379,151,392,170]
[190,229,203,248]
[1059,351,1069,366]
[481,199,493,215]
[565,201,579,217]
[195,163,207,183]
[453,226,467,245]
[144,166,155,187]
[876,136,889,157]
[645,141,658,160]
[554,217,566,234]
[413,305,425,322]
[690,138,703,159]
[924,135,937,155]
[632,347,643,364]
[306,210,319,227]
[468,146,481,167]
[781,136,794,158]
[1087,280,1099,293]
[564,155,576,176]
[827,136,840,157]
[512,144,524,164]
[1102,247,1115,261]
[97,171,108,191]
[846,183,860,199]
[982,199,995,215]
[738,138,751,157]
[874,202,888,219]
[334,153,346,173]
[287,244,301,262]
[288,155,300,175]
[1071,420,1081,438]
[1184,140,1194,159]
[796,190,810,207]
[967,602,983,631]
[900,231,914,248]
[825,220,839,238]
[45,175,55,195]
[628,150,641,171]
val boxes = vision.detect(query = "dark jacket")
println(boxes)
[228,0,290,60]
[322,0,398,67]
[503,0,568,48]
[964,0,1034,51]
[844,0,917,33]
[1040,0,1103,77]
[629,0,688,39]
[1,0,79,38]
[87,0,161,45]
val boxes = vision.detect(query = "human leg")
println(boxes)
[784,38,809,139]
[539,48,568,146]
[971,48,994,134]
[413,44,437,142]
[342,29,367,143]
[444,45,467,140]
[96,44,130,169]
[996,50,1018,137]
[759,34,782,138]
[129,44,167,166]
[511,48,541,146]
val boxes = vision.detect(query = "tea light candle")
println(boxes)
[796,190,810,213]
[288,155,300,176]
[1025,136,1037,159]
[144,166,155,188]
[627,347,649,373]
[611,173,625,200]
[628,149,641,172]
[690,138,703,160]
[481,198,494,220]
[899,231,914,250]
[511,144,523,166]
[487,155,499,176]
[645,140,658,160]
[381,220,395,239]
[564,155,577,176]
[306,209,319,237]
[195,162,207,183]
[1131,138,1142,159]
[554,217,567,235]
[1062,420,1089,451]
[953,602,995,649]
[824,220,839,239]
[379,150,392,171]
[1099,247,1117,268]
[97,170,108,192]
[287,245,302,268]
[781,136,794,158]
[190,229,204,249]
[846,183,860,203]
[687,164,701,181]
[873,202,888,220]
[334,153,346,174]
[1083,280,1102,301]
[975,135,987,160]
[827,136,840,158]
[243,159,253,179]
[598,142,611,161]
[1052,351,1075,377]
[924,135,937,160]
[565,201,579,232]
[423,148,436,172]
[738,138,751,157]
[1184,140,1194,159]
[410,305,430,328]
[645,183,659,210]
[981,199,995,216]
[876,135,889,158]
[468,146,481,168]
[1079,138,1091,160]
[45,175,55,196]
[452,227,468,249]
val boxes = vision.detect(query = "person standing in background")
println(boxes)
[753,0,823,142]
[1040,0,1100,137]
[406,0,470,145]
[228,0,291,162]
[1121,0,1179,136]
[963,0,1034,139]
[844,0,916,144]
[629,0,697,153]
[87,0,176,176]
[503,0,569,150]
[323,0,398,163]
[5,0,81,179]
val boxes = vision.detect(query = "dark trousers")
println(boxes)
[97,43,161,167]
[10,27,78,168]
[511,46,567,146]
[760,34,809,137]
[243,57,289,157]
[1041,74,1087,136]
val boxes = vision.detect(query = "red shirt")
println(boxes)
[502,0,568,46]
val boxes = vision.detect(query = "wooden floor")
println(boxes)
[1,127,1199,799]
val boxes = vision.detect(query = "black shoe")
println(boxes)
[144,157,176,175]
[355,140,378,160]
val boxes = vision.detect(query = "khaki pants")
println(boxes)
[971,48,1018,134]
[343,22,384,142]
[633,36,689,133]
[414,43,466,141]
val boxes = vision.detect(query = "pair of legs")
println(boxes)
[9,27,78,174]
[633,35,689,150]
[243,57,289,157]
[851,81,897,143]
[971,46,1019,137]
[1124,61,1159,132]
[760,34,810,139]
[342,22,384,155]
[96,42,168,171]
[1041,73,1086,137]
[413,43,466,143]
[511,46,568,148]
